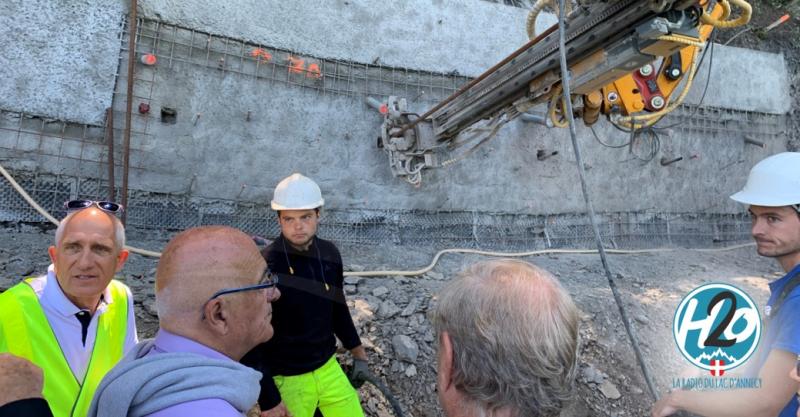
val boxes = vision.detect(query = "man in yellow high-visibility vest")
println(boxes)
[0,200,137,417]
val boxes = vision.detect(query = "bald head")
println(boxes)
[56,207,126,250]
[155,226,265,322]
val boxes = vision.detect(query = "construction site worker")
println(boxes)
[242,173,368,417]
[87,226,280,417]
[432,259,580,417]
[0,353,53,417]
[652,152,800,417]
[0,201,136,417]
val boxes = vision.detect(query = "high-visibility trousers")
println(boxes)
[274,355,364,417]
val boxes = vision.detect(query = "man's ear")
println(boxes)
[48,246,57,265]
[115,250,130,272]
[438,331,455,392]
[203,299,230,334]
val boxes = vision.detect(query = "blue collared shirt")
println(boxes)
[756,263,800,417]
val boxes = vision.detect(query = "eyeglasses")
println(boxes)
[205,270,280,303]
[64,199,125,214]
[201,271,279,320]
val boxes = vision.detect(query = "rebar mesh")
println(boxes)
[129,19,471,104]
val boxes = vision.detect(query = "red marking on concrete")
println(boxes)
[306,63,322,79]
[141,54,157,66]
[288,56,305,74]
[251,48,272,62]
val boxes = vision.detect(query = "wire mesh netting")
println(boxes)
[0,170,752,250]
[0,14,786,252]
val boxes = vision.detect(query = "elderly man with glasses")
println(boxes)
[0,200,136,417]
[87,225,281,417]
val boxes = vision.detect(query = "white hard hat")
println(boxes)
[730,152,800,207]
[271,173,325,210]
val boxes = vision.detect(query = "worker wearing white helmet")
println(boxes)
[242,173,368,417]
[653,152,800,417]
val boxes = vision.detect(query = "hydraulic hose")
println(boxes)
[701,0,751,28]
[526,0,571,40]
[362,371,405,417]
[342,243,754,277]
[556,0,659,401]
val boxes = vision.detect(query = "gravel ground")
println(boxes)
[0,222,779,416]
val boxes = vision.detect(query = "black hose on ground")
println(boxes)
[361,371,405,417]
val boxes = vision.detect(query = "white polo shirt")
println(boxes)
[27,265,138,383]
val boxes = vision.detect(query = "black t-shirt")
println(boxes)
[241,235,362,410]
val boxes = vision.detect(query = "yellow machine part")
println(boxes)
[599,1,726,117]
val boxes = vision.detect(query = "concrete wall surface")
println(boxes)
[0,0,792,218]
[138,0,533,77]
[685,45,791,114]
[0,0,125,125]
[137,0,791,114]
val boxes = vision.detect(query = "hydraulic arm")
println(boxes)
[375,0,749,185]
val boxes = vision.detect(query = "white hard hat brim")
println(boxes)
[730,191,798,207]
[271,199,324,211]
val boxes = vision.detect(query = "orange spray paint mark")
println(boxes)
[306,63,322,79]
[287,56,305,74]
[140,53,157,66]
[250,48,272,62]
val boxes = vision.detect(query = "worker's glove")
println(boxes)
[348,359,370,389]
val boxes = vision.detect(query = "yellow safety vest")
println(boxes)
[0,278,129,417]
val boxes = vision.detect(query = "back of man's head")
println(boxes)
[432,259,579,417]
[155,226,265,328]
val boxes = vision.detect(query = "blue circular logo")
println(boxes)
[673,283,761,373]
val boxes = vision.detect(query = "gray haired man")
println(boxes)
[431,259,580,417]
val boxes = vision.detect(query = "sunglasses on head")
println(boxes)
[64,199,125,214]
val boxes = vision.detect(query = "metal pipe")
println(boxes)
[520,112,552,127]
[744,135,765,148]
[105,108,115,201]
[536,149,558,160]
[365,96,384,111]
[390,24,559,138]
[121,0,138,225]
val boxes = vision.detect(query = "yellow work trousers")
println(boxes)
[274,355,364,417]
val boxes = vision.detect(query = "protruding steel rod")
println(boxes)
[520,112,552,127]
[744,135,765,148]
[105,108,115,201]
[121,0,138,225]
[660,156,684,166]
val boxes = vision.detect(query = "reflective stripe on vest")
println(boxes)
[0,279,129,417]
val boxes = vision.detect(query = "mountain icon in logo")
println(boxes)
[673,283,761,374]
[694,348,739,365]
